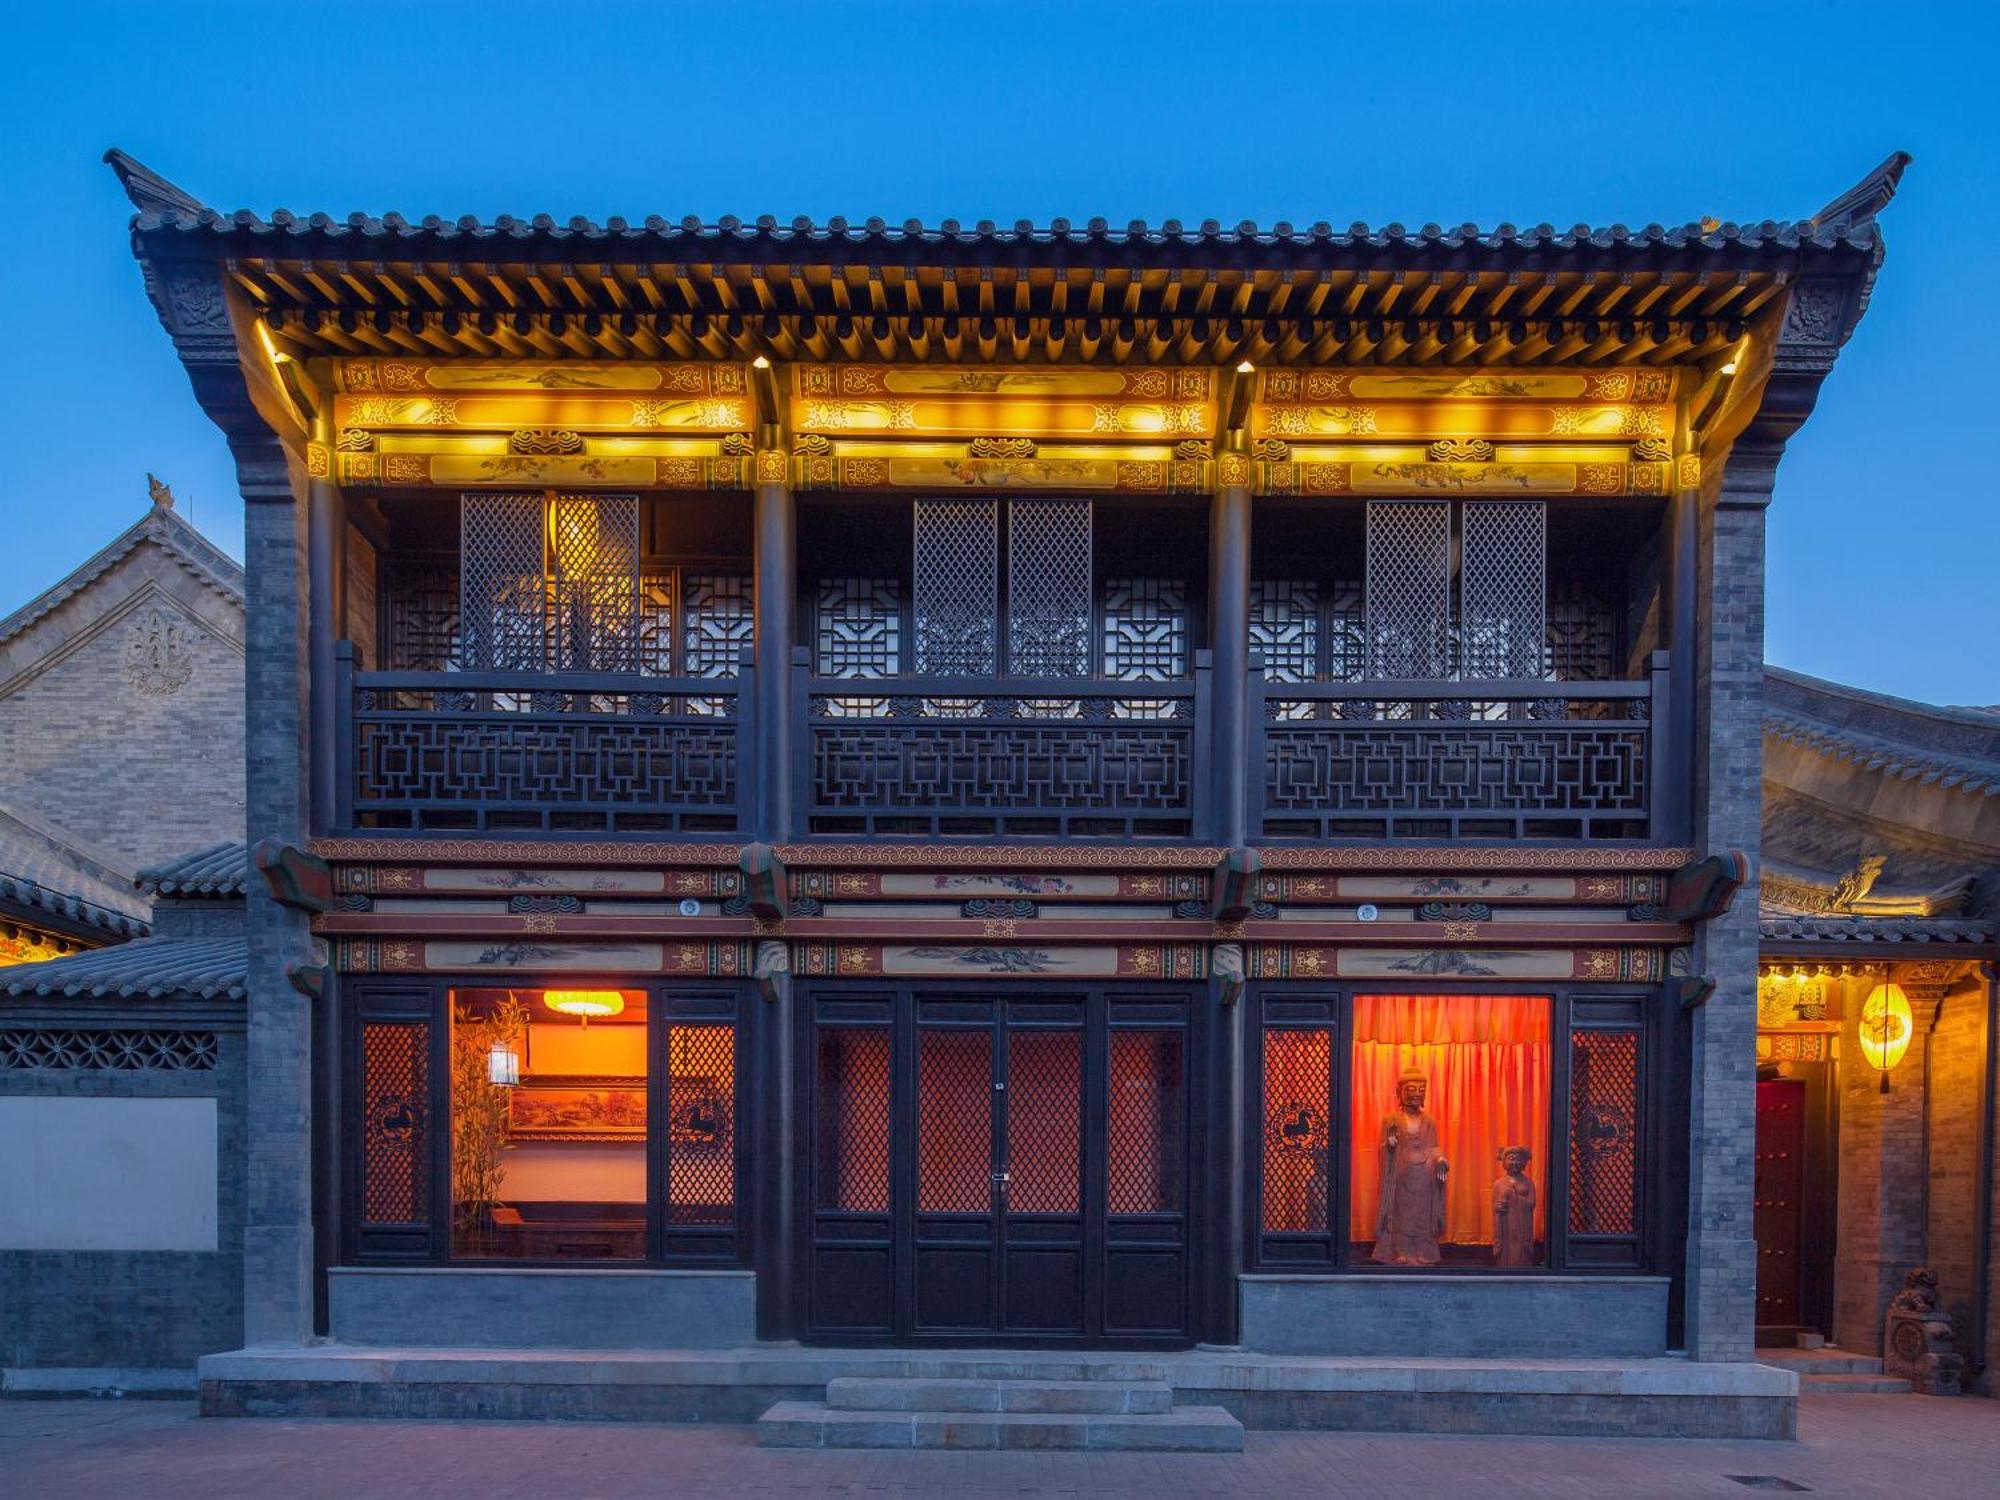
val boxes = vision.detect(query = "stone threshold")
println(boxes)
[4,1366,197,1398]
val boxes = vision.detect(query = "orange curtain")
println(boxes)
[1349,994,1550,1253]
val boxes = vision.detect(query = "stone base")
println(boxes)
[328,1266,756,1349]
[1241,1274,1670,1357]
[195,1346,1795,1439]
[3,1366,197,1399]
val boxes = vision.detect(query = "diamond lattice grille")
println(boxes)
[1007,499,1093,677]
[913,499,999,676]
[815,1027,891,1213]
[1262,1027,1332,1233]
[362,1020,429,1226]
[459,493,546,670]
[918,1028,992,1214]
[1365,502,1452,680]
[550,493,640,673]
[1107,1030,1184,1214]
[667,1024,736,1227]
[1568,1029,1640,1235]
[1006,1030,1082,1213]
[1459,500,1547,680]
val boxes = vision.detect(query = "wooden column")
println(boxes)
[751,447,797,1335]
[306,410,343,838]
[753,450,794,841]
[1203,450,1253,1345]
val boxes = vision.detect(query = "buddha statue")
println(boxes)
[1372,1066,1448,1265]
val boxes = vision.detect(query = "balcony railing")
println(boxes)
[334,644,753,835]
[1253,650,1673,842]
[794,648,1211,840]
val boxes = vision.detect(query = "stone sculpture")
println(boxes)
[1492,1145,1537,1267]
[1372,1066,1448,1265]
[1883,1266,1963,1395]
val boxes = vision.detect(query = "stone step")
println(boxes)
[1798,1372,1913,1395]
[826,1375,1173,1415]
[1759,1353,1883,1376]
[756,1400,1244,1451]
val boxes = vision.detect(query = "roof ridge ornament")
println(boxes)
[1808,150,1913,231]
[102,149,209,220]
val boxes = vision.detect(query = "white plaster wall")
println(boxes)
[0,1097,218,1251]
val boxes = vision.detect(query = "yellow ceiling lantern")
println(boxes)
[1857,982,1914,1091]
[542,989,625,1024]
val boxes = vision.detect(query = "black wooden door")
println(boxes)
[805,986,1191,1344]
[1754,1078,1806,1330]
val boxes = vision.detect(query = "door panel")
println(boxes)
[805,987,1192,1344]
[1755,1078,1805,1329]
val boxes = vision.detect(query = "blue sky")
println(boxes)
[4,0,1992,702]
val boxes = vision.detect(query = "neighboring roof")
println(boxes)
[0,491,243,648]
[0,935,245,1000]
[0,803,149,937]
[108,149,1906,370]
[1760,915,1998,949]
[138,841,247,898]
[1765,666,2000,799]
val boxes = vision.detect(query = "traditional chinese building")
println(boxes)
[66,147,1947,1440]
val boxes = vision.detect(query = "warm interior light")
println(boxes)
[1857,982,1913,1087]
[1236,359,1255,374]
[255,320,290,366]
[486,1041,521,1087]
[1720,360,1739,375]
[752,355,771,369]
[543,989,625,1021]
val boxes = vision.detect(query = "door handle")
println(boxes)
[993,1170,1011,1183]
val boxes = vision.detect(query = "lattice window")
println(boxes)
[1007,1030,1081,1214]
[361,1020,430,1226]
[815,1027,890,1213]
[380,556,461,671]
[1107,1030,1184,1214]
[816,578,904,677]
[681,574,754,678]
[1547,580,1619,682]
[667,1024,736,1227]
[1460,501,1547,681]
[1102,578,1188,681]
[1262,1028,1332,1233]
[1250,580,1319,684]
[0,1028,217,1071]
[1326,579,1367,684]
[1007,499,1093,677]
[459,493,547,671]
[1365,501,1452,680]
[913,498,999,676]
[1568,1029,1640,1236]
[638,571,677,676]
[550,493,640,673]
[918,1028,992,1214]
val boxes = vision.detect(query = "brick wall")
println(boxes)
[1926,984,1987,1370]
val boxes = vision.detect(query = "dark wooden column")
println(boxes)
[751,444,797,1335]
[306,409,343,837]
[1202,449,1253,1345]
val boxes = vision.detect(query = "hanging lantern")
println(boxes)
[486,1041,521,1087]
[543,989,625,1023]
[1857,982,1913,1092]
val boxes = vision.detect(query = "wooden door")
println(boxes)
[1754,1078,1806,1330]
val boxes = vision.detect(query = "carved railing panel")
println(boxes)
[339,658,750,835]
[801,665,1206,838]
[1255,657,1667,841]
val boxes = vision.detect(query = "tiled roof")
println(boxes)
[1760,916,1997,947]
[0,936,246,1000]
[0,804,149,937]
[1765,667,2000,798]
[137,841,247,898]
[0,498,242,647]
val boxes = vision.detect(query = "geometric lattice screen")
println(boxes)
[913,498,1000,676]
[1459,500,1547,681]
[459,493,547,671]
[1101,578,1188,681]
[1568,1028,1641,1236]
[1006,499,1093,676]
[666,1024,736,1228]
[360,1019,430,1228]
[550,493,640,673]
[1364,501,1453,680]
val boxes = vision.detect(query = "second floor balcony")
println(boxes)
[328,487,1684,847]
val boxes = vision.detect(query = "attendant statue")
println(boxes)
[1372,1066,1448,1264]
[1492,1145,1537,1267]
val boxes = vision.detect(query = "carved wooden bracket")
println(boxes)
[1211,848,1261,924]
[738,843,785,924]
[1671,975,1718,1010]
[1661,851,1749,924]
[254,837,333,913]
[754,937,790,1005]
[284,960,327,999]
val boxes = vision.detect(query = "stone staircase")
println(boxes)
[1758,1348,1913,1395]
[756,1368,1244,1451]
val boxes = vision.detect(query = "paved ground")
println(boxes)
[4,1395,1997,1498]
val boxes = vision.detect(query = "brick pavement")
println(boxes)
[4,1395,1996,1499]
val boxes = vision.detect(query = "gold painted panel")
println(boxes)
[1258,369,1679,403]
[1253,402,1672,441]
[333,393,751,433]
[333,360,750,397]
